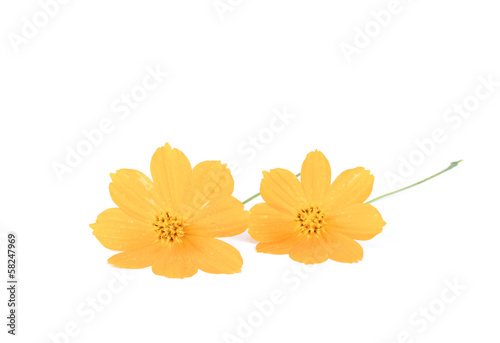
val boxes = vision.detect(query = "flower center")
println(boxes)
[296,206,325,234]
[153,212,186,245]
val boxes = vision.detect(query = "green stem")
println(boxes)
[241,192,262,206]
[242,161,463,206]
[366,160,463,204]
[242,173,301,205]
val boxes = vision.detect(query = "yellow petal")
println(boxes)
[300,150,331,204]
[188,236,243,274]
[150,143,193,210]
[108,244,162,269]
[109,169,163,222]
[152,243,198,279]
[326,232,364,263]
[187,196,249,237]
[255,232,302,255]
[249,203,296,243]
[91,208,156,251]
[260,168,307,214]
[289,235,330,264]
[182,161,234,214]
[326,203,385,240]
[323,167,374,213]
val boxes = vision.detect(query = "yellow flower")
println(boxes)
[249,151,386,264]
[91,143,249,278]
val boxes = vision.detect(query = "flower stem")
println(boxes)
[366,160,463,204]
[242,161,463,206]
[242,173,301,205]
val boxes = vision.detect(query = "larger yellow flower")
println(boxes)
[249,151,386,264]
[91,143,249,278]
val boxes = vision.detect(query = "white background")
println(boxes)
[1,0,499,342]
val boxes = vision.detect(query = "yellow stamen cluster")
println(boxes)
[153,212,186,245]
[296,206,325,235]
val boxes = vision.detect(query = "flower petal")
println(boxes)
[326,232,364,263]
[187,196,249,237]
[260,168,307,214]
[300,150,331,204]
[152,243,198,279]
[255,232,302,255]
[323,167,374,213]
[249,203,296,243]
[289,235,330,264]
[326,203,385,240]
[108,244,162,269]
[91,208,157,251]
[150,143,193,210]
[188,236,243,274]
[109,169,163,222]
[182,161,234,214]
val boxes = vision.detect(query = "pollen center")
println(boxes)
[296,206,325,234]
[153,212,186,245]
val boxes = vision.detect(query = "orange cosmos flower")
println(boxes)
[249,151,386,264]
[91,143,249,278]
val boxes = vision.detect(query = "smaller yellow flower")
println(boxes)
[249,150,386,264]
[91,143,249,278]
